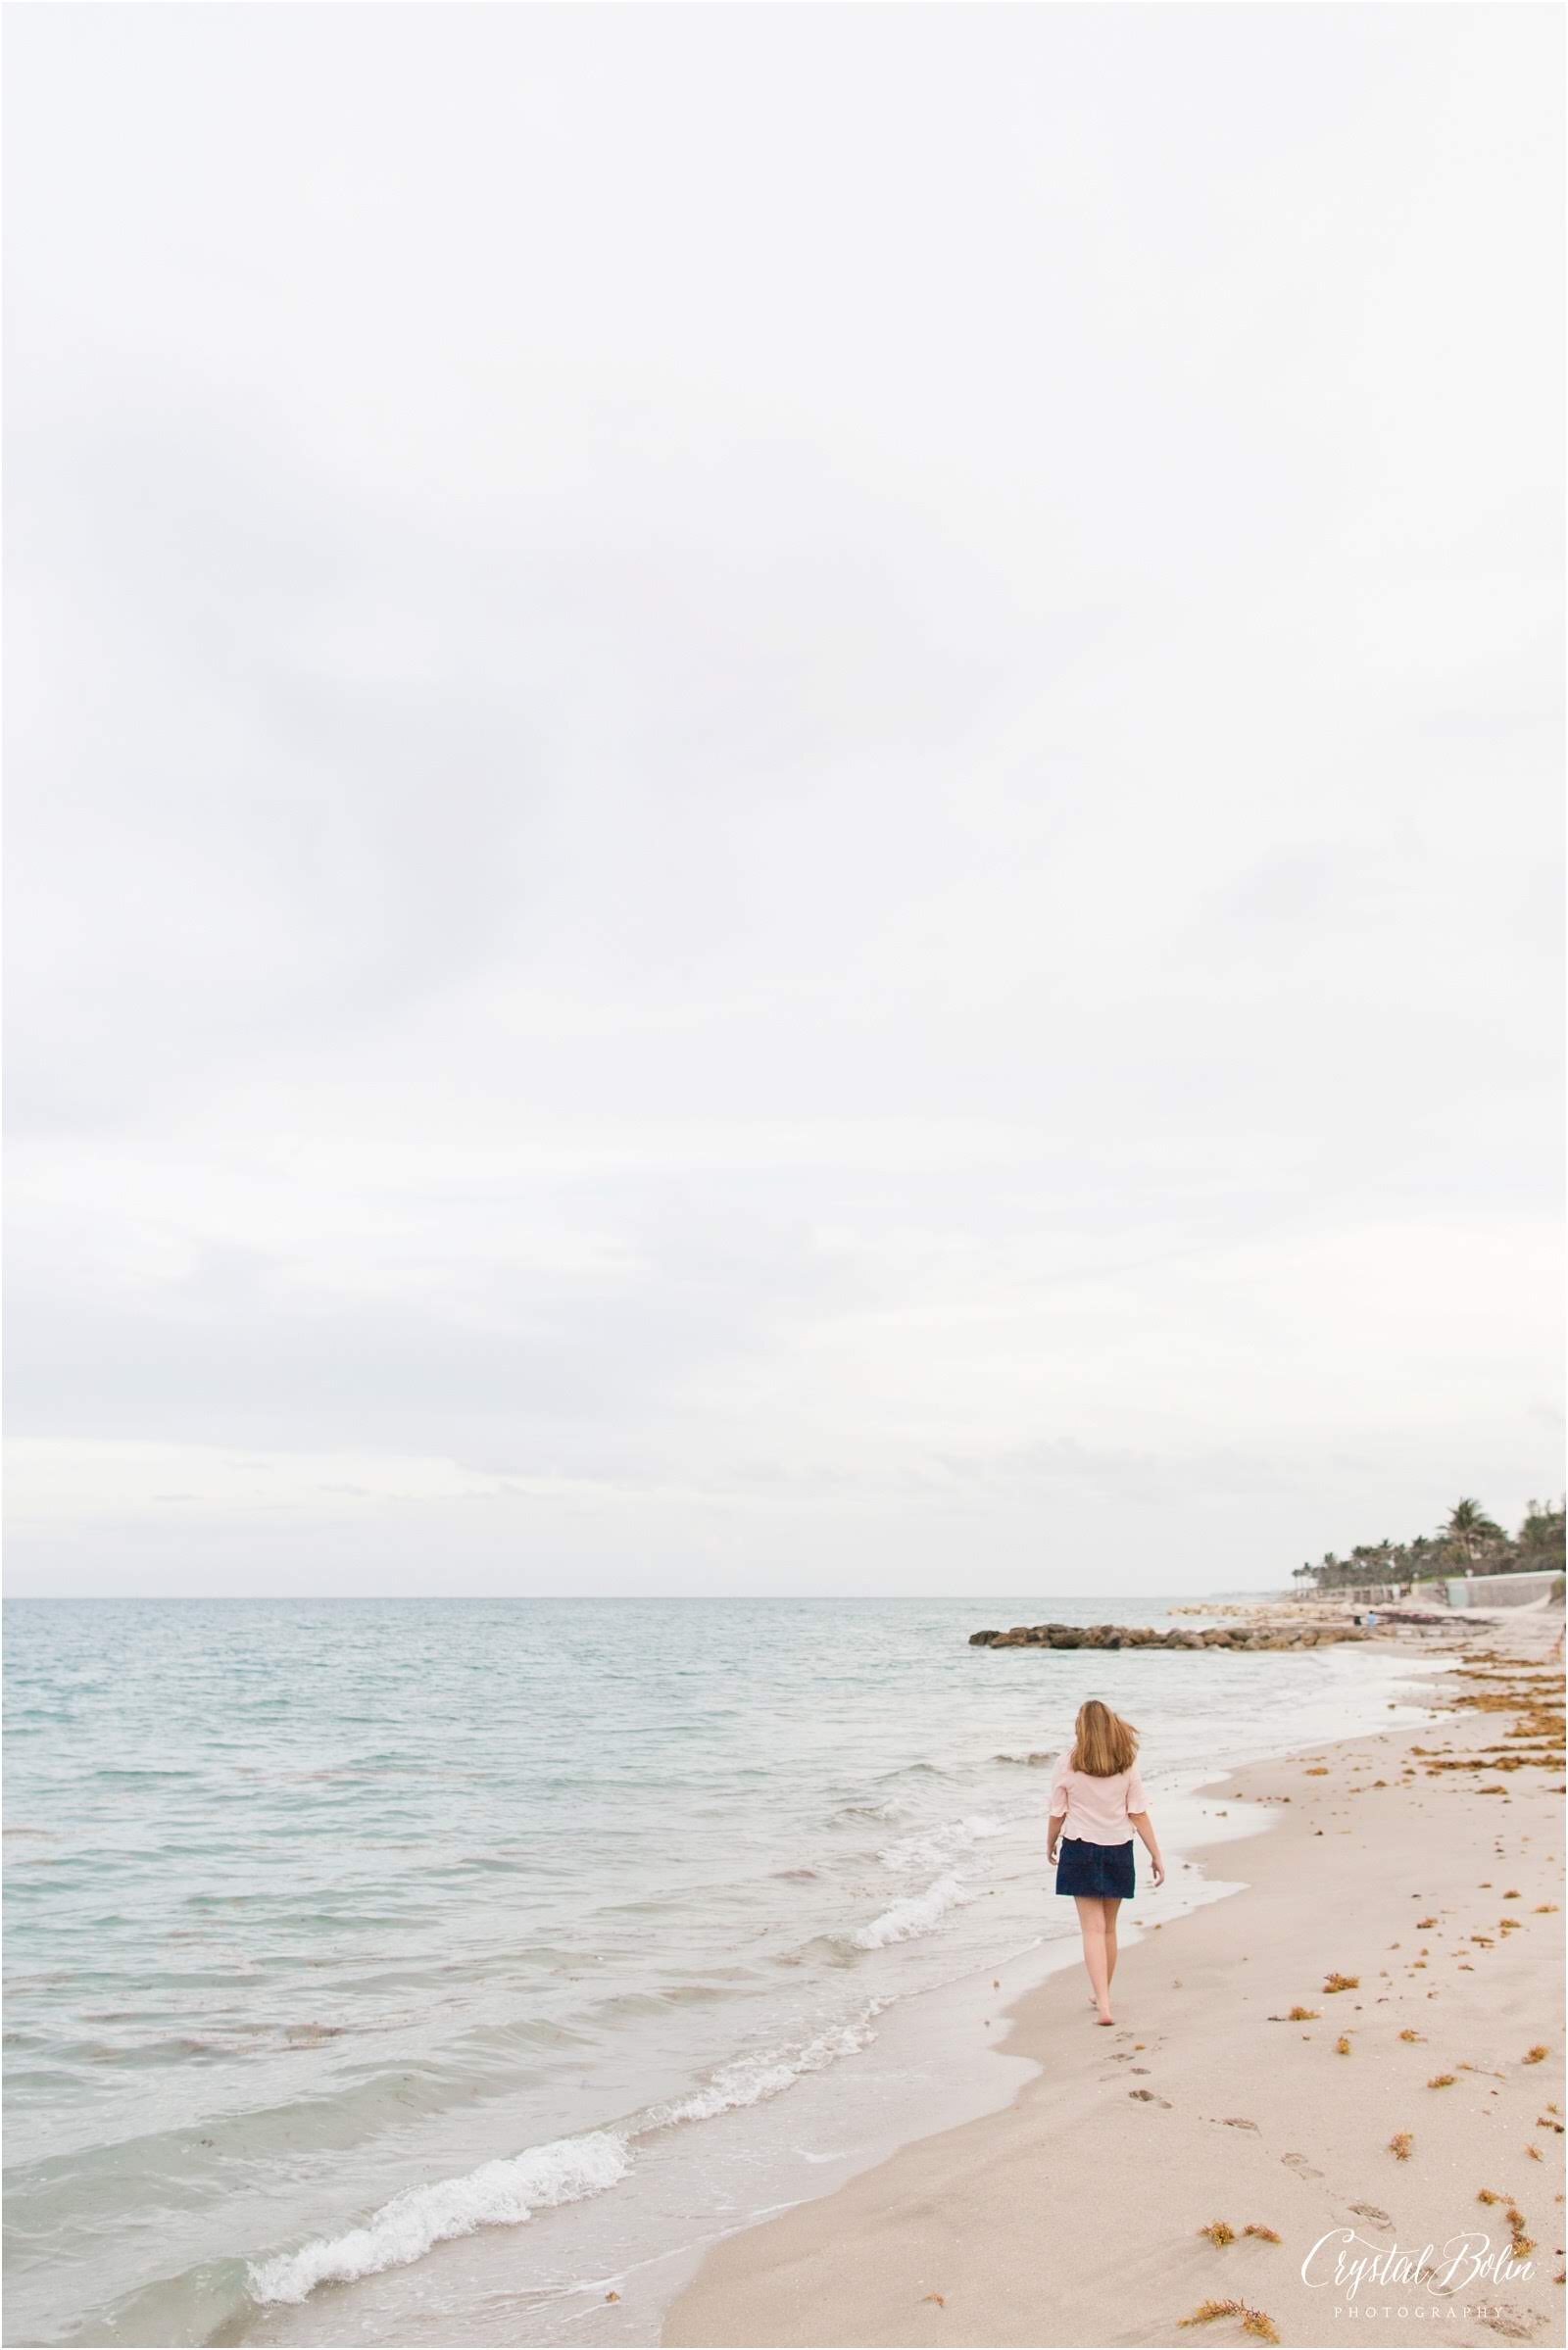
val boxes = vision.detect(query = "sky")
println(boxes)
[4,6,1562,1598]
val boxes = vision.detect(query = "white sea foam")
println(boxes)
[246,2131,631,2305]
[641,2005,884,2129]
[876,1813,1005,1871]
[852,1872,970,1949]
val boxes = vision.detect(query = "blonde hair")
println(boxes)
[1070,1699,1139,1778]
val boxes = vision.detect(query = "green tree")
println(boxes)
[1516,1497,1566,1569]
[1441,1497,1504,1565]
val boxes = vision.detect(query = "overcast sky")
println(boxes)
[5,6,1561,1598]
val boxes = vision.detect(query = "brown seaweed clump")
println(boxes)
[1178,2300,1281,2344]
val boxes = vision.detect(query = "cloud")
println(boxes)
[4,5,1561,1591]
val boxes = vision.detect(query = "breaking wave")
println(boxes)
[639,2004,885,2129]
[246,2130,631,2304]
[876,1813,1005,1872]
[852,1873,971,1949]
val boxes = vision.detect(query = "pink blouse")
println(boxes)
[1049,1749,1148,1845]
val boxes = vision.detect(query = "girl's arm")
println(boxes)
[1128,1809,1165,1886]
[1046,1756,1070,1863]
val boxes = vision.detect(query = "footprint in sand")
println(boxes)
[1283,2152,1325,2179]
[1348,2202,1392,2227]
[1129,2088,1172,2108]
[1479,2310,1538,2341]
[1220,2117,1260,2130]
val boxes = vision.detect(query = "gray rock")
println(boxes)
[968,1617,1370,1653]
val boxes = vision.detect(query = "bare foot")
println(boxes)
[1097,2008,1115,2026]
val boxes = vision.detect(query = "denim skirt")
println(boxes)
[1055,1836,1135,1898]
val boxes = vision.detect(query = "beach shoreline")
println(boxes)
[664,1612,1565,2350]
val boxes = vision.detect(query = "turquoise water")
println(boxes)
[3,1597,1439,2347]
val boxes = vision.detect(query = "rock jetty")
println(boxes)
[968,1620,1368,1651]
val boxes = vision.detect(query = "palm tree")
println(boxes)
[1442,1497,1504,1566]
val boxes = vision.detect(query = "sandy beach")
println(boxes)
[665,1614,1565,2350]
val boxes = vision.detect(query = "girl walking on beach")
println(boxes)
[1047,1700,1164,2027]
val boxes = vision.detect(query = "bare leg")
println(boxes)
[1074,1895,1113,2023]
[1089,1897,1125,2003]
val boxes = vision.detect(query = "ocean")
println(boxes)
[2,1595,1442,2348]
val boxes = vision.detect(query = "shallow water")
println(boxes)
[2,1595,1440,2347]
